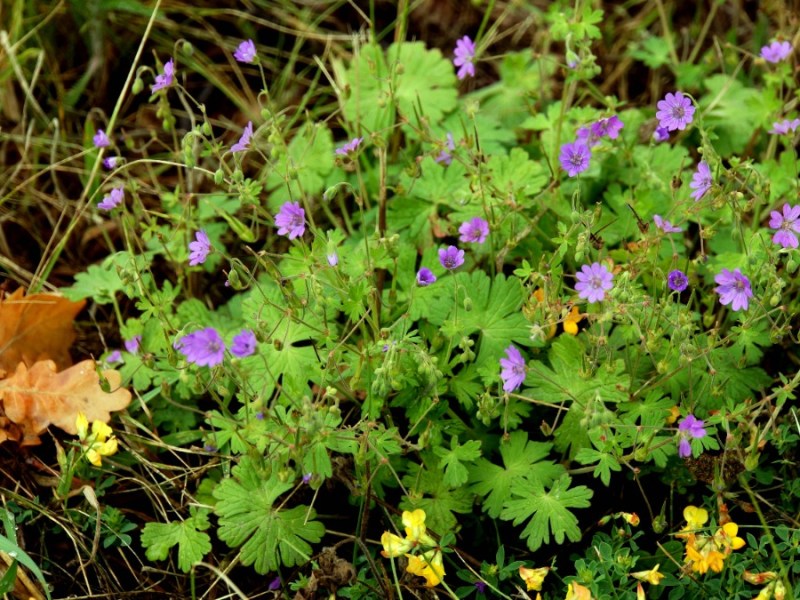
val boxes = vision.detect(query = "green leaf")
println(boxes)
[400,463,473,533]
[698,75,765,156]
[574,447,621,486]
[483,148,548,206]
[500,474,592,552]
[62,251,149,303]
[435,436,482,488]
[0,510,51,599]
[265,122,334,203]
[628,36,672,68]
[140,509,212,572]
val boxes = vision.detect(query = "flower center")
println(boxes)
[734,280,744,292]
[208,341,221,352]
[590,276,602,289]
[672,106,685,119]
[570,153,584,167]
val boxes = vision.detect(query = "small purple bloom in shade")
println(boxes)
[769,203,800,249]
[233,39,257,63]
[203,443,217,453]
[151,58,175,92]
[761,40,792,63]
[103,156,119,169]
[124,335,142,354]
[575,262,614,303]
[188,230,211,266]
[576,126,600,148]
[98,186,124,211]
[689,161,713,201]
[302,473,312,484]
[559,141,591,177]
[653,126,670,142]
[453,35,476,80]
[714,268,753,311]
[591,115,624,140]
[677,414,707,458]
[105,350,123,364]
[653,214,683,233]
[435,132,456,165]
[275,201,306,239]
[656,91,695,131]
[255,411,265,420]
[439,245,465,270]
[499,344,526,392]
[668,270,688,292]
[175,327,226,367]
[458,217,489,244]
[769,118,800,135]
[268,577,281,591]
[335,137,362,156]
[230,121,253,153]
[474,581,487,594]
[93,129,110,148]
[327,252,338,267]
[416,267,436,286]
[231,329,257,358]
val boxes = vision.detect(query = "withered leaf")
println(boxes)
[0,360,131,446]
[0,288,86,373]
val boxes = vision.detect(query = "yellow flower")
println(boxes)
[531,289,557,339]
[563,305,584,335]
[744,571,778,585]
[679,505,708,537]
[636,582,645,600]
[620,512,640,527]
[75,412,119,466]
[381,509,433,557]
[519,566,549,591]
[380,531,412,558]
[406,550,445,587]
[565,581,593,600]
[631,564,664,585]
[716,522,745,552]
[666,405,680,424]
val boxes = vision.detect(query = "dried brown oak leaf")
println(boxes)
[0,288,86,375]
[0,360,131,445]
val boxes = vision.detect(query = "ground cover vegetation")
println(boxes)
[0,0,799,598]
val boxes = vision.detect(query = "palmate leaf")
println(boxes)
[265,122,334,206]
[141,509,211,573]
[400,463,473,534]
[499,474,592,552]
[434,436,482,488]
[214,457,324,574]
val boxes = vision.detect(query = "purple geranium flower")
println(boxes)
[714,268,753,311]
[416,267,436,286]
[231,329,257,358]
[653,126,670,142]
[335,137,363,156]
[690,161,713,201]
[591,115,624,140]
[103,156,119,169]
[93,129,110,148]
[459,217,489,244]
[435,132,456,165]
[268,577,281,591]
[151,59,175,93]
[677,414,707,458]
[499,344,526,392]
[761,40,792,63]
[653,214,683,233]
[105,350,123,364]
[576,127,600,148]
[769,203,800,249]
[453,35,476,80]
[275,201,305,239]
[175,327,225,367]
[98,186,124,211]
[327,252,338,267]
[124,335,142,354]
[575,262,614,303]
[439,245,465,270]
[188,230,211,266]
[234,39,257,63]
[769,118,800,135]
[559,141,591,177]
[668,270,688,292]
[656,91,695,131]
[231,121,254,153]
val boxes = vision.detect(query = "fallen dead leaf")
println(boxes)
[0,288,86,374]
[0,360,131,446]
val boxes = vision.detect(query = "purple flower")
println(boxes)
[188,230,211,266]
[459,217,489,244]
[576,127,600,148]
[93,129,110,148]
[656,91,695,131]
[275,201,305,239]
[677,414,707,458]
[105,350,123,364]
[233,39,257,63]
[327,252,338,267]
[769,118,800,135]
[103,156,119,169]
[203,443,218,453]
[335,137,362,156]
[435,132,456,165]
[714,268,753,311]
[231,121,253,153]
[559,141,591,177]
[438,245,465,270]
[690,161,713,201]
[761,40,792,63]
[231,329,257,358]
[575,262,614,303]
[151,58,175,93]
[653,126,670,142]
[668,270,688,292]
[268,577,281,591]
[591,115,624,140]
[653,214,683,233]
[98,186,124,211]
[416,267,436,286]
[474,581,487,594]
[769,203,800,249]
[175,327,226,367]
[124,335,142,354]
[499,345,526,392]
[302,473,312,484]
[453,35,476,80]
